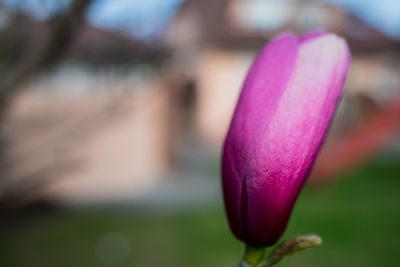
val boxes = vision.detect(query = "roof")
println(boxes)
[170,0,400,54]
[0,14,170,65]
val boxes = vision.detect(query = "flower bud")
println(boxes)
[222,31,350,246]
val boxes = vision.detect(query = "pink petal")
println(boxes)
[244,34,350,245]
[222,33,299,241]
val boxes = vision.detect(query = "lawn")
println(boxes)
[1,159,400,267]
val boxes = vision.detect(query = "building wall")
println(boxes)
[196,48,254,147]
[3,65,175,203]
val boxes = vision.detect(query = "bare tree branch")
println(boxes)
[0,0,95,210]
[0,0,95,114]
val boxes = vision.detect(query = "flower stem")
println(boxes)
[240,244,266,266]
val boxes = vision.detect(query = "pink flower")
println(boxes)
[222,31,350,246]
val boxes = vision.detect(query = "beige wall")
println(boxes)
[196,48,254,147]
[4,69,174,203]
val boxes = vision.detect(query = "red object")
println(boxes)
[313,93,400,180]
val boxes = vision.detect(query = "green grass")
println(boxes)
[1,160,400,267]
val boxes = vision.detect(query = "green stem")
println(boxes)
[241,244,266,266]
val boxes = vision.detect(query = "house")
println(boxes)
[2,0,400,204]
[0,18,178,204]
[166,0,400,147]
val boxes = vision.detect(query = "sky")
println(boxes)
[325,0,400,38]
[2,0,400,39]
[2,0,184,38]
[87,0,185,38]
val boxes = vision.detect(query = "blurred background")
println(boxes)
[0,0,400,266]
